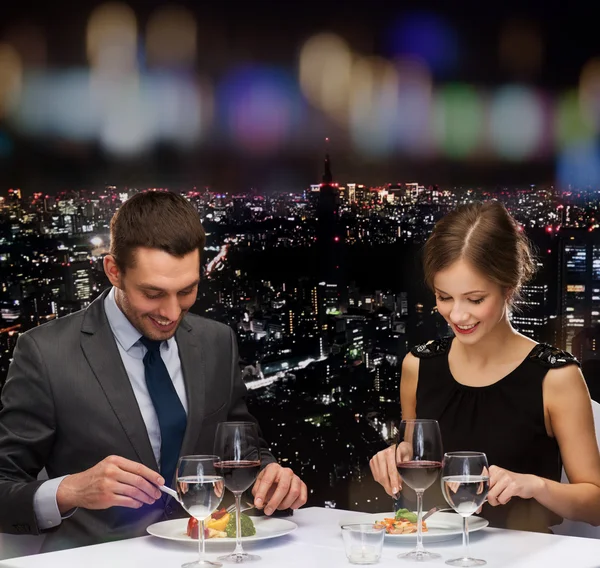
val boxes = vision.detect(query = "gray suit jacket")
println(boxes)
[0,290,275,551]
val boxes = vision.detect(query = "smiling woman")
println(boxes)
[369,201,600,533]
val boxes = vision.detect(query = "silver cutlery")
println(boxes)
[422,505,452,522]
[158,484,182,503]
[422,499,488,522]
[226,500,255,514]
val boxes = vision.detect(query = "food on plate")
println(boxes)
[186,508,229,539]
[225,512,256,538]
[186,509,256,539]
[374,508,427,535]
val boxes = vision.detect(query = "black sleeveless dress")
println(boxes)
[412,337,580,533]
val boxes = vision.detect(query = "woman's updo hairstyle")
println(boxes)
[423,201,536,306]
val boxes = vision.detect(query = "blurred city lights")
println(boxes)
[394,57,433,154]
[146,5,197,68]
[434,83,484,158]
[488,85,545,160]
[0,130,13,158]
[220,67,299,154]
[98,78,153,155]
[554,89,595,150]
[349,56,400,156]
[0,43,22,119]
[386,12,458,76]
[147,73,207,147]
[299,33,352,122]
[499,20,543,78]
[3,23,47,68]
[0,5,598,167]
[579,57,600,131]
[557,141,600,188]
[87,2,138,75]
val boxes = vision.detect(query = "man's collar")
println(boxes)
[103,287,143,352]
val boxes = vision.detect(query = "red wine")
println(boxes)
[215,460,261,492]
[397,460,442,491]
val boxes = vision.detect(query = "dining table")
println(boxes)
[1,507,599,568]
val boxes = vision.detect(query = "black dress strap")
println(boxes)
[410,337,452,358]
[527,343,580,368]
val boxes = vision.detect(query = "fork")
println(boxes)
[226,500,255,514]
[422,505,452,522]
[422,498,488,522]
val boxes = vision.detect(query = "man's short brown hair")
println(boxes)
[109,191,206,272]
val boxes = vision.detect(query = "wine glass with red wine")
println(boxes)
[396,419,443,562]
[214,422,261,563]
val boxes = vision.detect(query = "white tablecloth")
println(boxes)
[1,507,599,568]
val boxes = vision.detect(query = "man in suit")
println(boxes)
[0,191,307,552]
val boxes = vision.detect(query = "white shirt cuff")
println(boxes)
[33,475,77,530]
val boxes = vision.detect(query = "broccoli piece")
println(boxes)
[395,508,418,523]
[225,513,256,538]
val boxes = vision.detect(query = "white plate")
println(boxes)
[147,517,298,544]
[339,512,489,543]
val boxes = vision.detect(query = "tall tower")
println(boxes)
[316,150,340,283]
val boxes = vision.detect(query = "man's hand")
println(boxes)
[369,442,412,498]
[487,465,544,507]
[56,455,164,514]
[251,463,307,515]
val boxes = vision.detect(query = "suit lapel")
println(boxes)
[80,291,158,471]
[176,318,206,459]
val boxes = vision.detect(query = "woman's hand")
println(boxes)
[487,465,544,506]
[369,442,412,497]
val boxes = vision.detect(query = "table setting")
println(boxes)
[2,419,600,567]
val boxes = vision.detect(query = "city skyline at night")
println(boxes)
[2,159,600,511]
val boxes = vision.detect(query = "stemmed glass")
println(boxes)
[441,452,490,567]
[177,455,225,568]
[214,422,262,563]
[396,419,443,562]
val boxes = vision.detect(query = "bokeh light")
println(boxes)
[98,78,153,155]
[146,5,197,68]
[394,57,434,155]
[499,20,543,78]
[0,43,22,119]
[17,71,98,140]
[3,23,47,68]
[299,33,352,122]
[554,89,595,150]
[386,12,458,76]
[349,56,400,157]
[87,2,138,75]
[220,67,299,155]
[488,85,545,160]
[557,141,600,188]
[579,57,600,131]
[0,130,13,158]
[147,73,208,147]
[434,83,484,159]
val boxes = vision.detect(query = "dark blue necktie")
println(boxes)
[140,337,187,488]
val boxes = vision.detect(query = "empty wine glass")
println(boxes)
[177,455,224,568]
[396,419,443,562]
[441,452,490,567]
[214,422,261,563]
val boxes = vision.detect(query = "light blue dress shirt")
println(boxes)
[33,287,188,529]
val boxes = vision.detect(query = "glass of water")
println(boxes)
[441,452,489,567]
[341,524,386,564]
[177,455,225,568]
